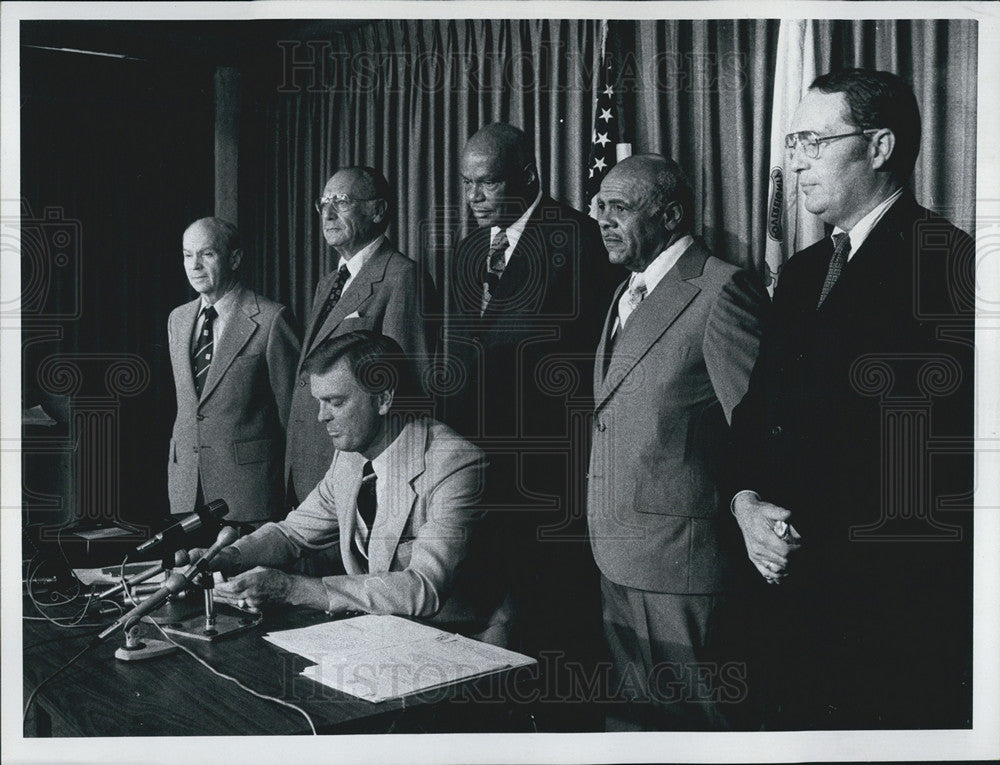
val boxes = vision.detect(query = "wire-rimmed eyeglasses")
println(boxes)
[314,194,377,214]
[784,129,879,160]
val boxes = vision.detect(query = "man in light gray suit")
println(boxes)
[167,217,300,527]
[588,155,767,730]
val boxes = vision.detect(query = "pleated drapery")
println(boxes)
[241,18,977,323]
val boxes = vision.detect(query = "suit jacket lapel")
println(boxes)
[308,240,394,355]
[367,419,424,573]
[594,278,629,396]
[334,450,366,576]
[200,285,259,403]
[595,243,707,411]
[173,298,201,402]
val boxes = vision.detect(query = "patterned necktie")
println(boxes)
[192,305,217,398]
[817,232,851,308]
[617,274,647,331]
[354,461,378,571]
[480,229,509,316]
[310,263,351,344]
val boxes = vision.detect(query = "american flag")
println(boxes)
[585,21,631,208]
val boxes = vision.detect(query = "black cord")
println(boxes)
[23,640,96,720]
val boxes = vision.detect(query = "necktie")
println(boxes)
[817,233,851,308]
[354,461,378,571]
[617,274,647,331]
[192,305,217,398]
[310,263,351,345]
[480,229,509,316]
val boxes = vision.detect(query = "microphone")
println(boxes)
[135,499,229,555]
[97,549,191,600]
[97,526,239,642]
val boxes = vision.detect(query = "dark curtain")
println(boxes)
[242,20,603,322]
[20,47,214,527]
[244,18,976,321]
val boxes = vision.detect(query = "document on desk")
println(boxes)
[263,614,535,703]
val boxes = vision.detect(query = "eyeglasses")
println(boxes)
[314,194,377,214]
[784,129,879,160]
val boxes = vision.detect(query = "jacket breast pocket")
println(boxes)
[233,438,273,465]
[339,315,376,332]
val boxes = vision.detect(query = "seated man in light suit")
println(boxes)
[197,331,511,646]
[167,217,300,529]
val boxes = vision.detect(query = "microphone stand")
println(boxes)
[102,528,239,662]
[161,569,262,642]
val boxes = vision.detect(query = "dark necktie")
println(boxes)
[354,461,377,571]
[192,305,217,398]
[480,229,509,316]
[817,232,851,308]
[310,263,351,345]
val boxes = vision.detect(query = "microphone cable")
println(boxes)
[23,639,97,720]
[119,582,319,735]
[141,615,320,736]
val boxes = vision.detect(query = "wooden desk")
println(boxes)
[23,597,535,736]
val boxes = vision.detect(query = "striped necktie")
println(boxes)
[481,229,509,316]
[817,232,851,308]
[353,461,378,572]
[309,263,351,345]
[192,305,217,398]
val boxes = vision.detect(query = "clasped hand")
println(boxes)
[732,492,802,583]
[214,567,294,612]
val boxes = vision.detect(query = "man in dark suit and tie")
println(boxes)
[286,166,439,508]
[196,331,512,646]
[167,217,300,528]
[730,69,974,729]
[445,123,618,724]
[588,155,767,730]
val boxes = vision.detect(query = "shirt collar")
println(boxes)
[490,188,543,265]
[200,281,240,317]
[633,234,695,296]
[338,234,385,277]
[833,188,903,261]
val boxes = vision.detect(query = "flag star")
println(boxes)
[599,108,613,123]
[603,85,614,97]
[593,157,607,172]
[595,132,610,148]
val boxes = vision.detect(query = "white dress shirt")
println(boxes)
[338,233,386,293]
[191,281,240,352]
[833,187,903,262]
[613,234,695,336]
[489,188,543,266]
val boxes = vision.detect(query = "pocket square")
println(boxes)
[344,311,362,319]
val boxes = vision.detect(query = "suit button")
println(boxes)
[770,425,782,437]
[299,380,307,387]
[196,414,205,421]
[596,421,606,432]
[192,446,199,453]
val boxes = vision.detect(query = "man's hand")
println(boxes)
[186,546,242,577]
[731,491,802,583]
[214,566,329,612]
